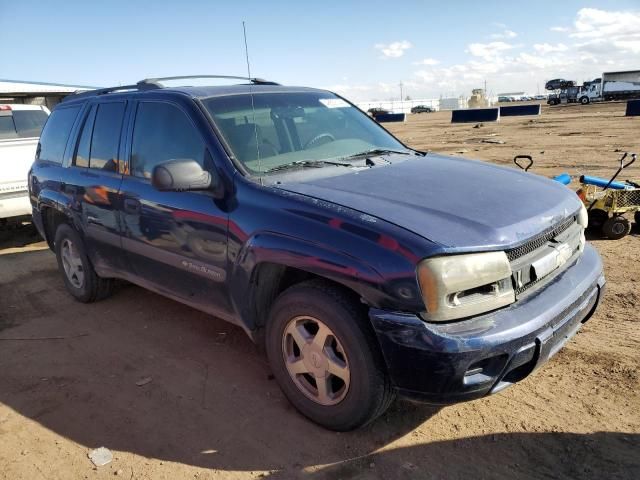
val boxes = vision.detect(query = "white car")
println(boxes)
[0,104,50,223]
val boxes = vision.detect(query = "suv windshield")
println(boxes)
[203,92,408,174]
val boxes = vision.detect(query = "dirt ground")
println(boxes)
[0,102,638,480]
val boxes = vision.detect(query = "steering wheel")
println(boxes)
[304,133,336,149]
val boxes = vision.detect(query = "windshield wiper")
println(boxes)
[342,148,414,160]
[264,159,353,174]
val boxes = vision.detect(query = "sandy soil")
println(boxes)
[0,102,638,479]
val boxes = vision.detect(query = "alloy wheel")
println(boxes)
[282,316,350,406]
[60,238,84,288]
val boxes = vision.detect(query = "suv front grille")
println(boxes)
[508,215,582,297]
[506,215,575,262]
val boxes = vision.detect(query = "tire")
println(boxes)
[580,96,590,105]
[54,224,114,302]
[266,280,395,431]
[588,209,608,229]
[635,211,640,227]
[602,216,631,240]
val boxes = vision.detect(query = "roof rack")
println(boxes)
[65,75,279,101]
[66,83,158,101]
[138,75,280,87]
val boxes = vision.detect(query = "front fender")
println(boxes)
[230,231,387,331]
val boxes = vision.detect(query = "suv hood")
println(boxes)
[277,154,581,251]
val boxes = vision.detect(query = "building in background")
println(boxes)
[0,79,95,109]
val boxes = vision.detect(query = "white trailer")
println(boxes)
[580,70,640,104]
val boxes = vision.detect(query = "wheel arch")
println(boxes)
[39,201,71,251]
[231,232,387,342]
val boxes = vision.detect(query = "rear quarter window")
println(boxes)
[37,106,81,164]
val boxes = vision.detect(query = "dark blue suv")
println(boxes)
[29,75,605,430]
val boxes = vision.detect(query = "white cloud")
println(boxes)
[491,29,517,39]
[374,40,412,58]
[533,43,568,54]
[413,58,440,66]
[467,41,515,59]
[566,8,640,55]
[614,39,640,54]
[571,8,638,39]
[550,26,569,32]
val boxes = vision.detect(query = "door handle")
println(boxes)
[124,198,141,214]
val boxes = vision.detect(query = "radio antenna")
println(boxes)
[243,21,262,183]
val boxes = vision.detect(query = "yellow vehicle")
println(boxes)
[578,152,639,240]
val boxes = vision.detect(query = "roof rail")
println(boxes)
[65,83,159,101]
[138,75,280,87]
[64,75,279,102]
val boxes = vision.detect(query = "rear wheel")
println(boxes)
[602,216,631,240]
[266,281,395,431]
[54,224,113,302]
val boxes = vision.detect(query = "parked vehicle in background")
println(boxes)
[545,79,575,90]
[0,104,49,224]
[534,95,546,101]
[579,70,640,104]
[547,85,585,105]
[410,105,433,113]
[367,107,390,118]
[30,76,604,431]
[497,96,512,102]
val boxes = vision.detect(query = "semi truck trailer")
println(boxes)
[579,70,640,104]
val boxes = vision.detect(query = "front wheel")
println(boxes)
[266,281,395,431]
[580,96,590,105]
[602,216,631,240]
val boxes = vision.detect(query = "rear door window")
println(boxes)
[74,106,97,168]
[37,106,81,164]
[130,102,205,178]
[88,102,125,171]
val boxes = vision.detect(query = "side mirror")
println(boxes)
[151,159,213,192]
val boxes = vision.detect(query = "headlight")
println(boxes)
[417,251,515,322]
[577,204,588,251]
[577,203,588,229]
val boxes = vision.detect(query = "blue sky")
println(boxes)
[1,0,639,100]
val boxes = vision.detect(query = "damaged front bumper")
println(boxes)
[370,243,605,404]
